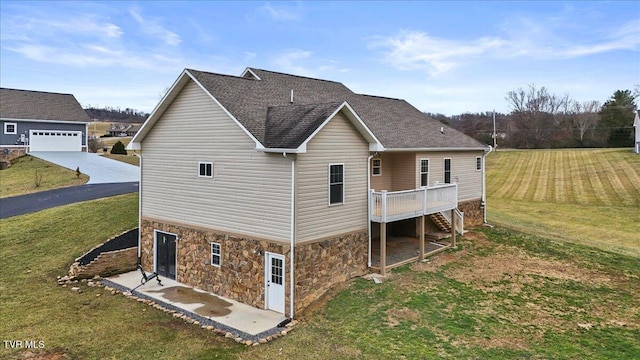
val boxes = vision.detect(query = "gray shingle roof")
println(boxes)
[187,68,486,150]
[0,88,90,122]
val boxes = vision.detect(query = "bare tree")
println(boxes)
[570,100,600,145]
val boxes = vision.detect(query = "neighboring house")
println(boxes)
[634,110,640,154]
[1,88,90,158]
[108,123,141,137]
[128,68,490,318]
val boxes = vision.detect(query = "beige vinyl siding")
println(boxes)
[414,151,484,201]
[296,112,369,242]
[141,80,292,241]
[369,152,415,191]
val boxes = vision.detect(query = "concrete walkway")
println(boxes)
[105,271,287,341]
[30,152,140,184]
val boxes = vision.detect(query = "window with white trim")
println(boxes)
[476,156,482,171]
[4,123,17,135]
[211,242,221,267]
[199,162,213,178]
[444,158,452,184]
[371,158,381,176]
[420,159,429,187]
[329,164,344,205]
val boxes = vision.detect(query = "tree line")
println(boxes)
[84,106,149,123]
[434,86,638,149]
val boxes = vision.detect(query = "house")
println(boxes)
[128,67,490,318]
[108,123,141,137]
[1,88,90,159]
[634,110,640,154]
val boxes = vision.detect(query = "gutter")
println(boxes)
[133,151,143,259]
[481,145,493,224]
[367,154,374,267]
[285,153,296,319]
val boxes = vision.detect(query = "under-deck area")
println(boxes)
[370,235,451,271]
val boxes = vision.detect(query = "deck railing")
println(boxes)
[370,184,458,223]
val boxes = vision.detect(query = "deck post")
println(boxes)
[419,215,425,259]
[380,222,387,275]
[451,209,456,248]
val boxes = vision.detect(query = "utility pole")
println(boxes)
[492,109,497,149]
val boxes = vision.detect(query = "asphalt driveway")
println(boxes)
[30,151,140,184]
[0,182,138,219]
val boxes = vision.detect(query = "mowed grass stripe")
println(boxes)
[526,151,547,201]
[494,151,529,199]
[514,151,538,200]
[581,151,612,206]
[565,151,583,204]
[593,151,633,205]
[599,150,640,205]
[533,151,550,202]
[554,151,567,203]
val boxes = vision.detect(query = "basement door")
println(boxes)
[155,231,176,280]
[265,252,285,313]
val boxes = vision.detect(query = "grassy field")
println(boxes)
[486,148,640,257]
[0,194,240,359]
[2,194,638,358]
[101,153,140,166]
[0,156,89,198]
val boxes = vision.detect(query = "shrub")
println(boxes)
[88,138,103,153]
[110,141,127,155]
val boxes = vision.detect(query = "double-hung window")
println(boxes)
[329,164,344,205]
[4,123,17,135]
[211,242,221,267]
[444,158,452,184]
[420,159,429,187]
[199,162,213,178]
[371,158,381,176]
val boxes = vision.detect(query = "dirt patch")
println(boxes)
[19,350,67,360]
[385,307,421,327]
[298,278,354,320]
[446,247,612,290]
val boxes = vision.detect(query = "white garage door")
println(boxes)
[29,130,82,152]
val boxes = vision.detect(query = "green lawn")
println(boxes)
[0,194,240,359]
[0,155,89,198]
[486,148,640,257]
[2,194,638,359]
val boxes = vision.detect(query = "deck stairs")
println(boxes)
[429,212,452,232]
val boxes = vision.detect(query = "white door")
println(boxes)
[29,130,82,151]
[265,252,285,313]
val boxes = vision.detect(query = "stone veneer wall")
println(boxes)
[141,219,370,316]
[69,248,138,279]
[458,199,484,227]
[294,231,368,312]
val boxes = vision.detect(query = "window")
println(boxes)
[211,242,221,267]
[4,123,17,135]
[420,159,429,187]
[444,158,452,184]
[199,162,213,178]
[476,156,482,171]
[329,164,344,205]
[371,158,381,176]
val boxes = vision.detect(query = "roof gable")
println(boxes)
[0,88,90,122]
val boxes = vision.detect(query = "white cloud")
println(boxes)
[261,3,301,21]
[129,8,181,46]
[371,18,640,77]
[270,49,350,78]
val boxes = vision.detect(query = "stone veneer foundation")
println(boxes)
[457,199,484,227]
[141,218,368,317]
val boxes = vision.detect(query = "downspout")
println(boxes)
[285,152,296,319]
[367,154,374,267]
[481,145,493,224]
[133,151,143,260]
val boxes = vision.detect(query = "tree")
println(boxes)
[570,100,601,146]
[110,141,127,155]
[505,84,569,148]
[598,90,636,147]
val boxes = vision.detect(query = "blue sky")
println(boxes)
[1,1,638,115]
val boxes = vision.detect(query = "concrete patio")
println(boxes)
[104,270,287,341]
